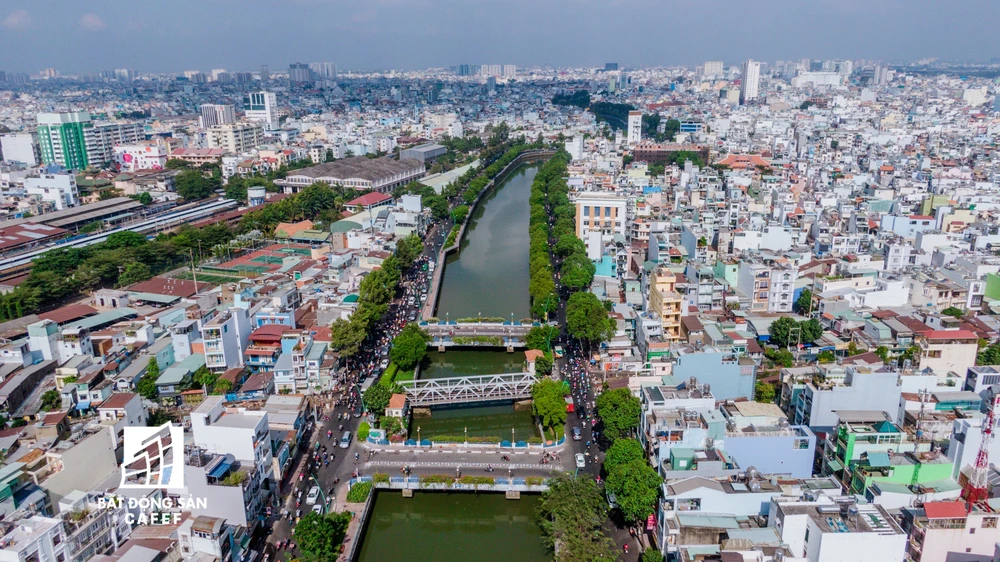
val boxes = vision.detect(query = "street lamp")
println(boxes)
[511,427,515,444]
[446,312,449,325]
[464,426,468,445]
[417,426,421,446]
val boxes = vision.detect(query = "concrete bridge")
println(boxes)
[422,321,537,350]
[399,373,537,407]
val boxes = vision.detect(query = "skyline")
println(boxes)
[2,0,999,73]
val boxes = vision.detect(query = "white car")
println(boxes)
[575,453,586,469]
[306,486,320,506]
[311,504,324,514]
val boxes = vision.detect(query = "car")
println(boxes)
[575,453,586,469]
[380,359,389,369]
[312,504,324,514]
[606,491,618,509]
[572,427,582,441]
[306,486,320,505]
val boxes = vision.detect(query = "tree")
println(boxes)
[603,438,645,475]
[40,390,61,411]
[192,366,218,391]
[566,292,615,347]
[130,192,153,205]
[425,196,449,219]
[330,318,366,357]
[979,342,1000,366]
[175,169,217,200]
[764,348,794,368]
[596,388,641,442]
[816,350,836,364]
[295,511,352,562]
[394,234,423,270]
[768,316,797,348]
[942,306,964,318]
[754,381,776,403]
[212,379,233,395]
[642,548,665,562]
[606,460,661,523]
[795,289,813,314]
[363,383,394,416]
[536,474,618,562]
[531,379,567,433]
[389,323,431,370]
[534,354,553,375]
[874,346,890,362]
[799,318,823,343]
[165,158,191,169]
[451,204,470,223]
[137,357,160,400]
[105,231,147,249]
[526,325,559,351]
[117,262,152,287]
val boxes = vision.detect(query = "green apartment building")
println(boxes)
[37,112,93,169]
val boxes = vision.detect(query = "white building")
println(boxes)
[112,144,168,172]
[200,104,237,128]
[627,110,642,145]
[791,71,843,88]
[0,517,69,562]
[243,91,278,128]
[904,501,1000,562]
[24,169,79,210]
[201,307,252,372]
[740,59,761,104]
[96,392,147,448]
[207,123,265,154]
[701,61,724,78]
[769,499,906,562]
[0,134,39,166]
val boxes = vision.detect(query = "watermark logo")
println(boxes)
[119,423,184,489]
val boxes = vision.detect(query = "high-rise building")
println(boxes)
[873,64,889,86]
[288,62,312,83]
[739,59,761,104]
[308,62,337,79]
[456,64,471,76]
[207,123,264,154]
[605,62,619,71]
[37,112,92,169]
[260,65,269,82]
[502,65,517,78]
[243,92,278,128]
[627,110,643,145]
[701,61,724,78]
[199,104,237,128]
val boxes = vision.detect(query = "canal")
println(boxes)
[420,349,525,380]
[357,491,550,562]
[435,164,539,320]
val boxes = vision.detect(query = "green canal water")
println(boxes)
[356,491,550,562]
[435,164,538,320]
[419,349,525,380]
[411,403,537,442]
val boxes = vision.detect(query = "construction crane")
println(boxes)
[962,394,1000,505]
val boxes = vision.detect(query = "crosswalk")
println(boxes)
[365,460,550,470]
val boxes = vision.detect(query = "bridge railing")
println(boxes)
[399,372,537,406]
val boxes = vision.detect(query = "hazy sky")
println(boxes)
[1,0,998,74]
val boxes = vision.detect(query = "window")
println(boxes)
[583,206,590,217]
[605,207,612,217]
[983,517,997,528]
[970,528,976,534]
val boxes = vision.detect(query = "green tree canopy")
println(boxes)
[536,474,618,562]
[390,323,431,370]
[175,169,218,200]
[794,289,813,314]
[603,438,645,475]
[117,262,153,287]
[596,388,641,442]
[137,357,160,400]
[942,306,964,318]
[768,316,797,348]
[531,379,568,433]
[363,383,394,416]
[40,390,61,411]
[330,317,366,357]
[525,325,559,351]
[294,511,352,562]
[534,354,553,375]
[606,459,661,523]
[566,292,615,346]
[754,381,776,403]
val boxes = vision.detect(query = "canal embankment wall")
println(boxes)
[423,149,555,320]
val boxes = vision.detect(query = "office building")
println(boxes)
[740,59,761,104]
[288,62,312,83]
[0,134,39,166]
[112,144,168,172]
[701,61,724,78]
[627,110,642,145]
[243,91,278,128]
[605,62,619,71]
[200,104,237,128]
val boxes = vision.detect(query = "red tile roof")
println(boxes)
[923,329,978,340]
[347,192,392,207]
[38,304,98,325]
[924,501,967,519]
